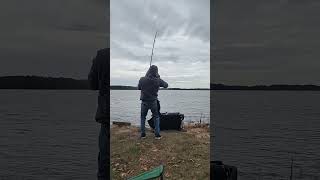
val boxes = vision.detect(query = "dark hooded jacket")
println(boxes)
[138,65,168,101]
[88,48,109,124]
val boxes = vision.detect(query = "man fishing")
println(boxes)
[138,65,168,139]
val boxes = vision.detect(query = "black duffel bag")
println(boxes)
[148,112,184,131]
[211,161,237,180]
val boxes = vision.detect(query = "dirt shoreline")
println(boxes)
[111,124,210,179]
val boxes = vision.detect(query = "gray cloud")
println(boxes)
[0,0,108,79]
[213,0,320,85]
[111,0,210,88]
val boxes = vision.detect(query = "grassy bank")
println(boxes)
[111,124,210,180]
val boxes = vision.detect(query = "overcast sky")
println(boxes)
[213,0,320,86]
[110,0,210,88]
[0,0,107,79]
[3,1,317,86]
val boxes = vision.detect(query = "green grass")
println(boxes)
[111,125,210,180]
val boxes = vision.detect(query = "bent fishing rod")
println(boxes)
[150,31,158,67]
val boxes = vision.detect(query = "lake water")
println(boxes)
[0,89,209,179]
[0,90,99,179]
[110,90,210,125]
[2,90,319,179]
[212,91,320,180]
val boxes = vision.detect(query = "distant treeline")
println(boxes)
[0,76,210,90]
[211,83,320,91]
[110,86,210,90]
[0,76,319,90]
[0,76,89,89]
[110,85,138,90]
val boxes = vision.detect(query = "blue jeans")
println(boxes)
[140,100,160,136]
[97,123,109,180]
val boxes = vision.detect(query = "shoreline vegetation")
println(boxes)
[111,123,210,179]
[1,76,320,90]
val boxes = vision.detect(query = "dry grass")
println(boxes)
[111,124,210,180]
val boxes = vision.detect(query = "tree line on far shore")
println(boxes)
[0,76,319,90]
[0,76,89,89]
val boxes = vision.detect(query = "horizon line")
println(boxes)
[1,75,320,87]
